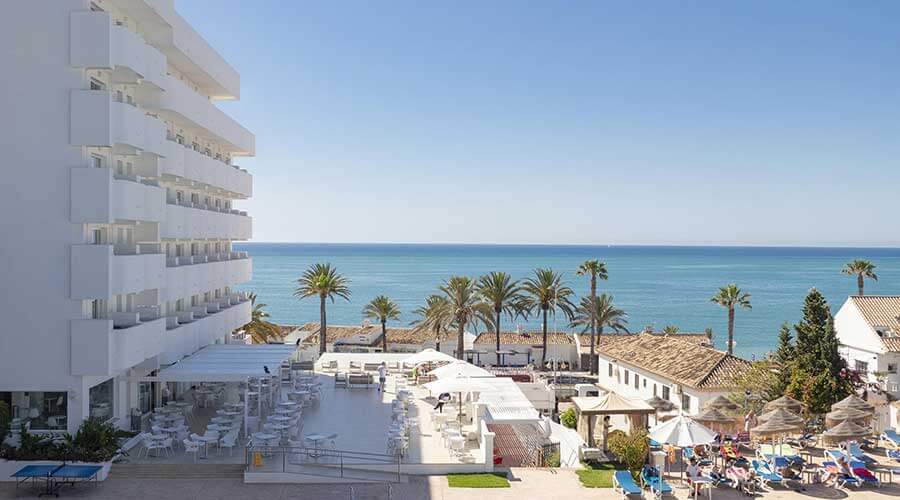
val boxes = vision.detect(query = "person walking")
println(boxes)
[377,362,387,393]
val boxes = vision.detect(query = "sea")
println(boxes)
[232,243,900,359]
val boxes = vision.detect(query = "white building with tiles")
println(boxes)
[835,296,900,396]
[0,0,254,433]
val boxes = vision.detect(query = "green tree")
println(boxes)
[662,325,679,335]
[732,360,780,413]
[560,407,577,429]
[576,260,608,375]
[841,259,878,296]
[571,294,628,341]
[411,295,452,352]
[438,277,490,359]
[520,269,576,368]
[363,295,401,352]
[710,284,752,355]
[477,272,523,366]
[294,263,351,355]
[771,322,795,395]
[238,293,284,344]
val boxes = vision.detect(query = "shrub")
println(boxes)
[560,407,577,429]
[1,420,120,463]
[0,402,10,443]
[607,429,649,479]
[545,450,561,467]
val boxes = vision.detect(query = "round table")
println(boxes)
[270,415,291,423]
[275,407,298,415]
[278,401,299,408]
[207,424,229,433]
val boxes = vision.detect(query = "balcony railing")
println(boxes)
[166,251,249,268]
[162,201,252,240]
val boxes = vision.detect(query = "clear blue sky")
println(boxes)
[178,1,900,246]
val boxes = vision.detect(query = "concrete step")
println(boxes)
[110,463,245,479]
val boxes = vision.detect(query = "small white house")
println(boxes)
[592,333,751,415]
[835,296,900,396]
[472,332,580,369]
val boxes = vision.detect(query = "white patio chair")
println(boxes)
[142,436,164,458]
[183,439,200,463]
[220,431,239,456]
[161,437,174,456]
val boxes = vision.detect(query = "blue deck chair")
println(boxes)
[613,471,643,499]
[883,429,900,447]
[641,465,672,499]
[751,459,783,488]
[848,460,880,487]
[847,442,878,466]
[821,461,860,489]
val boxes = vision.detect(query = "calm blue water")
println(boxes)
[232,243,900,359]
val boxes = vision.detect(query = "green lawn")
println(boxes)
[446,473,511,488]
[576,462,616,488]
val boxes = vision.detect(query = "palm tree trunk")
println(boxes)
[858,274,864,296]
[381,320,388,352]
[727,306,735,356]
[319,296,327,355]
[495,309,502,366]
[541,308,548,369]
[456,320,465,360]
[590,275,597,375]
[435,325,441,352]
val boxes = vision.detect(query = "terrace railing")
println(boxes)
[244,445,402,483]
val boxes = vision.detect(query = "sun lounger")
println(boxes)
[682,447,712,467]
[641,465,672,499]
[613,471,643,499]
[821,461,860,489]
[847,441,878,466]
[883,429,900,448]
[751,459,783,488]
[849,459,880,487]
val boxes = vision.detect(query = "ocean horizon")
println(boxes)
[233,242,900,359]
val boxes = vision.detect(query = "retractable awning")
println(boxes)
[156,344,297,382]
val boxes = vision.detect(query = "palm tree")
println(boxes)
[411,295,452,352]
[841,259,878,296]
[571,294,628,340]
[520,268,576,369]
[363,295,401,352]
[477,272,523,366]
[710,284,751,356]
[239,293,283,344]
[576,260,608,375]
[294,263,351,355]
[662,325,679,335]
[437,276,489,360]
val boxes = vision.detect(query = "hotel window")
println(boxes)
[175,191,184,204]
[2,391,68,430]
[126,94,134,105]
[855,360,869,373]
[643,379,647,389]
[114,90,123,102]
[89,77,105,91]
[653,384,657,397]
[88,379,114,421]
[624,370,629,385]
[662,386,670,401]
[608,364,613,377]
[91,299,104,319]
[634,374,639,389]
[888,364,897,374]
[91,154,103,168]
[176,134,185,145]
[116,159,124,175]
[681,393,692,412]
[192,141,200,152]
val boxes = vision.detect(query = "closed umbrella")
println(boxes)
[832,394,875,414]
[705,395,739,411]
[757,408,804,427]
[825,407,871,426]
[763,395,804,414]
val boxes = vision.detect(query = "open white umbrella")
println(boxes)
[649,414,718,448]
[402,348,457,366]
[429,361,493,379]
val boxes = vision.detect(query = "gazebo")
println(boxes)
[571,392,655,447]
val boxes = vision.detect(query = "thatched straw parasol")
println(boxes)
[751,416,801,437]
[825,407,871,426]
[694,408,733,425]
[646,396,676,413]
[822,420,870,444]
[704,395,739,411]
[832,394,875,413]
[763,395,804,414]
[757,408,804,427]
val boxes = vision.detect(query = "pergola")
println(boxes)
[571,393,655,447]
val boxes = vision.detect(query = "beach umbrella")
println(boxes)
[646,396,676,413]
[429,361,493,379]
[423,377,493,422]
[402,348,456,366]
[822,420,870,444]
[649,415,718,448]
[825,407,871,426]
[763,395,804,414]
[704,395,739,411]
[832,394,875,414]
[757,408,804,427]
[751,415,801,437]
[694,408,734,425]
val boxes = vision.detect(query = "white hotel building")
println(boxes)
[0,0,254,433]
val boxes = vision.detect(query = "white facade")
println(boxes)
[835,297,900,396]
[0,0,254,433]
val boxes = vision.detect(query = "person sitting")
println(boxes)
[822,455,852,488]
[685,457,704,495]
[434,393,451,413]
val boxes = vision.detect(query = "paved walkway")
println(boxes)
[2,468,900,499]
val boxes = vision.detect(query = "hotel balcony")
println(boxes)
[161,201,252,240]
[160,296,251,364]
[70,90,167,156]
[70,245,165,299]
[69,11,167,90]
[150,139,252,198]
[70,167,166,224]
[163,252,252,302]
[141,74,254,156]
[70,316,166,376]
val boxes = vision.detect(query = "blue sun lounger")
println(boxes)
[883,429,900,447]
[641,465,672,499]
[613,471,643,499]
[751,459,783,488]
[12,463,103,497]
